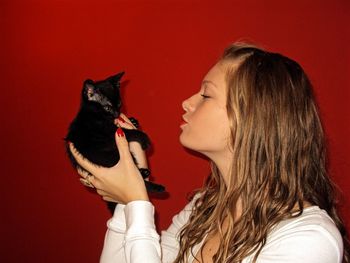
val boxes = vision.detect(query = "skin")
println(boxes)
[70,63,232,204]
[180,61,234,185]
[69,62,236,203]
[69,61,313,263]
[69,63,235,263]
[69,113,149,204]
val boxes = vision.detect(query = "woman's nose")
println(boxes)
[182,99,189,112]
[182,93,199,112]
[182,96,195,112]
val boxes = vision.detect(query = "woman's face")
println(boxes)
[180,62,232,159]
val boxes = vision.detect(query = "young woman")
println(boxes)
[69,43,349,262]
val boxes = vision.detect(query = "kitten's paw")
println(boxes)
[128,117,139,128]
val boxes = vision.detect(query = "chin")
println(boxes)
[179,134,204,154]
[179,133,188,147]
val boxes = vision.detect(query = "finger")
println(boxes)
[115,128,133,162]
[119,113,136,127]
[102,196,118,202]
[79,173,96,188]
[69,143,99,174]
[115,115,136,129]
[96,189,119,202]
[79,178,95,188]
[96,189,110,196]
[77,167,90,178]
[116,119,135,129]
[129,142,148,168]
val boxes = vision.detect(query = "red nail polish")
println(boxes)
[116,127,125,137]
[117,116,125,123]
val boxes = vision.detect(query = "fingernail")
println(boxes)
[116,127,125,137]
[117,116,125,123]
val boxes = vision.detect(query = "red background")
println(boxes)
[1,0,349,262]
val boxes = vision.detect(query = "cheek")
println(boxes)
[179,106,230,151]
[208,113,231,145]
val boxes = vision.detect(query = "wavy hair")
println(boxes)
[174,43,349,262]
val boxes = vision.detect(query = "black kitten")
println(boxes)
[65,71,165,213]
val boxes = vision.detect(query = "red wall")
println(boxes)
[1,0,349,262]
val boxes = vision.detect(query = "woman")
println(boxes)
[69,43,349,262]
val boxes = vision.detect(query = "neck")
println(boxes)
[208,150,243,219]
[209,151,233,187]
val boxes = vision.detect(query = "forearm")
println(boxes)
[100,201,161,263]
[124,201,161,263]
[100,204,128,263]
[100,195,197,263]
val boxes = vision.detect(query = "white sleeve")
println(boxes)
[124,201,162,263]
[100,200,161,263]
[256,225,343,263]
[100,197,197,263]
[100,204,128,263]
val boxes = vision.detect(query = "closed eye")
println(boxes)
[201,94,210,99]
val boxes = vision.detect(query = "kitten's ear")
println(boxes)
[108,71,125,89]
[83,79,95,100]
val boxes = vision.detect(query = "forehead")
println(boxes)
[202,62,227,90]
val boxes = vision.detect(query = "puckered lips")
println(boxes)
[180,116,188,128]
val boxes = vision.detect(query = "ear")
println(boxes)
[82,79,95,100]
[108,71,125,89]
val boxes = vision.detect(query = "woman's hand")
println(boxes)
[114,113,148,169]
[69,122,149,204]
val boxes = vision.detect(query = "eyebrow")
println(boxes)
[202,80,217,88]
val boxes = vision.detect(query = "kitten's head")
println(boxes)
[82,71,124,118]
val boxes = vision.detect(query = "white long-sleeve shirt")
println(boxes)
[100,198,343,263]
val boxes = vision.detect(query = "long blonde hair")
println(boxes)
[174,43,349,262]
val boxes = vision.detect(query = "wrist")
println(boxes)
[124,200,155,230]
[126,196,149,203]
[125,188,149,203]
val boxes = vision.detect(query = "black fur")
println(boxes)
[65,71,165,213]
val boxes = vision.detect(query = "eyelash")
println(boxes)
[201,94,210,99]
